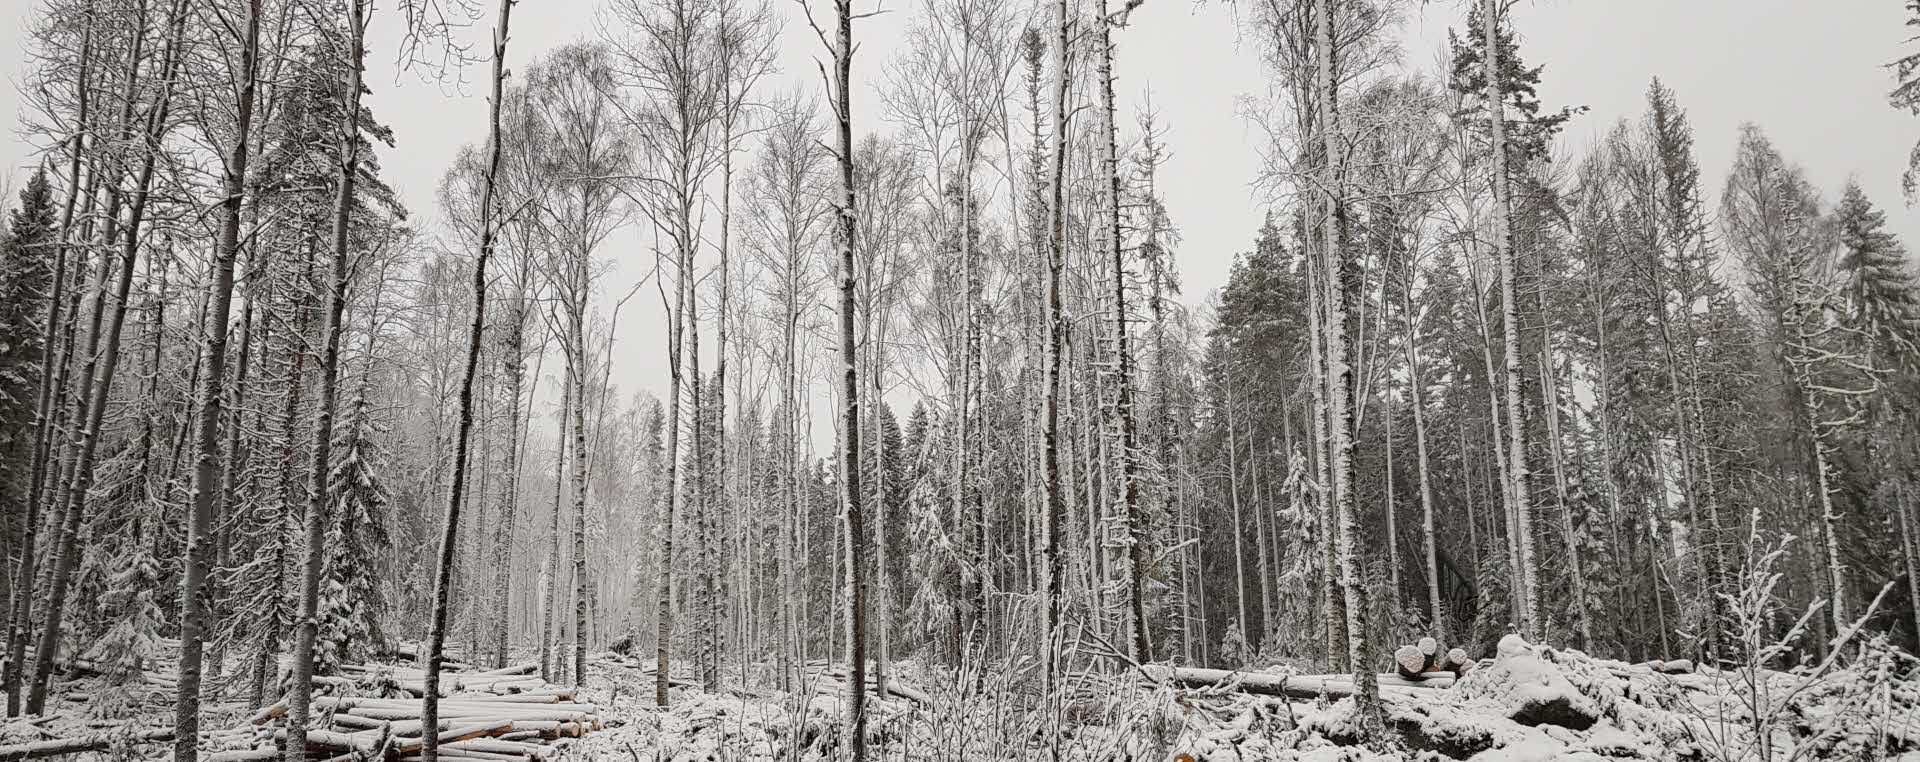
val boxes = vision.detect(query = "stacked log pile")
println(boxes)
[1147,637,1481,700]
[801,663,930,705]
[1391,636,1474,683]
[0,658,604,761]
[245,663,600,761]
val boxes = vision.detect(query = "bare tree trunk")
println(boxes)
[1901,475,1920,645]
[5,1,94,717]
[1305,221,1343,668]
[569,243,590,685]
[1482,0,1538,639]
[285,1,365,755]
[1384,378,1399,608]
[541,376,569,679]
[1317,0,1382,733]
[32,0,187,714]
[1042,0,1071,724]
[1252,437,1273,651]
[1095,0,1147,663]
[1538,343,1591,650]
[655,250,684,708]
[1224,381,1250,649]
[1401,285,1442,636]
[827,2,867,755]
[170,0,256,745]
[423,2,513,758]
[492,295,528,669]
[1798,380,1849,632]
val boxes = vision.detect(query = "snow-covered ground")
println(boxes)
[560,635,1920,761]
[3,633,1914,760]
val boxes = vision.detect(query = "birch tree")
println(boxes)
[422,1,514,759]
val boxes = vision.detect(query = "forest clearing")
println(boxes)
[2,0,1920,757]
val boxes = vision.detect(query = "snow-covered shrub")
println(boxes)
[1683,538,1918,761]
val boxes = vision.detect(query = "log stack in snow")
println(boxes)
[0,659,605,762]
[1393,636,1473,681]
[242,662,600,761]
[1145,666,1455,700]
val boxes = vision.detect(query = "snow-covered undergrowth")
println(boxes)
[565,636,1920,761]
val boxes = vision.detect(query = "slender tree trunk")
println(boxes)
[493,297,527,669]
[1252,440,1273,651]
[1042,0,1071,726]
[1804,394,1849,632]
[1095,0,1147,663]
[177,0,255,736]
[5,3,94,717]
[1402,292,1442,635]
[655,252,685,707]
[284,1,365,755]
[423,2,513,758]
[1384,378,1399,607]
[1317,0,1382,732]
[1900,475,1920,645]
[32,0,186,714]
[487,299,526,667]
[1305,218,1343,668]
[570,244,590,684]
[10,0,141,710]
[1539,343,1591,650]
[541,377,569,679]
[1482,0,1538,639]
[1225,382,1250,649]
[828,2,867,755]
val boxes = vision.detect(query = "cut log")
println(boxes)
[471,663,540,677]
[271,727,386,755]
[204,750,281,762]
[1654,659,1695,675]
[1443,647,1472,675]
[1144,666,1445,701]
[1378,673,1455,689]
[809,667,931,704]
[390,721,514,755]
[248,699,289,725]
[444,737,553,757]
[440,693,571,704]
[1394,645,1428,679]
[0,729,174,760]
[1418,637,1439,670]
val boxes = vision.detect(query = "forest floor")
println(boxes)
[564,635,1920,761]
[3,634,1918,760]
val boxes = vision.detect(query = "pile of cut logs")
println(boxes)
[243,663,599,761]
[1147,637,1477,700]
[1391,636,1474,684]
[0,659,602,761]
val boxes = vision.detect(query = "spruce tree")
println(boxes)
[1835,180,1920,357]
[0,170,56,556]
[314,391,393,675]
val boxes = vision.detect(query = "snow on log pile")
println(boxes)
[556,657,935,762]
[244,662,604,761]
[0,658,608,761]
[1159,633,1920,761]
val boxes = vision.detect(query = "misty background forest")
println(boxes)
[1,0,1919,759]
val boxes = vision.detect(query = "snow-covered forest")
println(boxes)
[1,0,1919,758]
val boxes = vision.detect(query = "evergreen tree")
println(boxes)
[0,169,56,555]
[1446,6,1580,167]
[1835,180,1920,359]
[314,391,394,674]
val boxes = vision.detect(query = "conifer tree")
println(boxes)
[314,389,393,674]
[0,170,57,556]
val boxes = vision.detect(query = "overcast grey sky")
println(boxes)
[1,0,1914,420]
